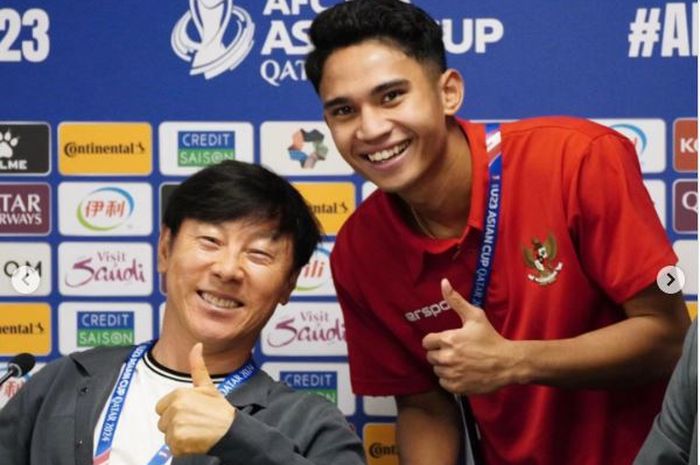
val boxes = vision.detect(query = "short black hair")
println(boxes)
[162,160,321,272]
[305,0,446,93]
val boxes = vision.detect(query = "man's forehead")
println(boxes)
[320,42,426,99]
[184,217,286,238]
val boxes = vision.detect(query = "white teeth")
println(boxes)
[200,292,241,309]
[366,140,410,163]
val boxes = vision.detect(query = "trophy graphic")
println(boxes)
[172,0,255,79]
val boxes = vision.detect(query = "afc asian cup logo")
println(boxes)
[171,0,255,79]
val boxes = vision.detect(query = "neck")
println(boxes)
[152,333,252,375]
[404,119,472,239]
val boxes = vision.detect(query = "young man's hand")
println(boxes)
[155,343,236,456]
[423,279,524,395]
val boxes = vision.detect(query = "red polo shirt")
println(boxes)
[331,117,675,465]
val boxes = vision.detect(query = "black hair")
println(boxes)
[162,160,321,272]
[305,0,446,93]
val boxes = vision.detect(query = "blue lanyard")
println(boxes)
[93,342,258,465]
[468,123,503,309]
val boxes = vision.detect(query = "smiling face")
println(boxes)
[158,217,297,355]
[319,39,463,197]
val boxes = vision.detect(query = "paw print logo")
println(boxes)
[0,130,19,159]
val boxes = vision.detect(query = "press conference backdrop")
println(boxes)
[0,0,697,462]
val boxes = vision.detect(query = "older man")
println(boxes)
[0,160,366,465]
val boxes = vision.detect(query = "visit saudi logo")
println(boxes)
[77,187,135,231]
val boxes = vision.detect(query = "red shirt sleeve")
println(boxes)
[569,132,677,303]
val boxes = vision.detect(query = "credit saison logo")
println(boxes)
[77,187,135,231]
[77,311,135,347]
[63,141,146,158]
[368,442,398,459]
[280,371,338,404]
[178,131,236,166]
[295,246,329,292]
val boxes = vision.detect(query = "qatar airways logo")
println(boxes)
[0,184,50,235]
[261,302,346,356]
[58,242,153,296]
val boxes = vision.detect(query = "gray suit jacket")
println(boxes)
[0,346,366,465]
[635,319,697,465]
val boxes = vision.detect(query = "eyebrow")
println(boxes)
[322,79,409,110]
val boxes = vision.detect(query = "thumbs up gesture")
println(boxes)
[155,343,236,456]
[422,279,522,395]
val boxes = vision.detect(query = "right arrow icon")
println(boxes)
[657,266,685,295]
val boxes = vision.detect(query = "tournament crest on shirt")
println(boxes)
[522,232,563,285]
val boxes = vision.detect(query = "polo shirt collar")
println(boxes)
[71,345,272,409]
[381,119,488,282]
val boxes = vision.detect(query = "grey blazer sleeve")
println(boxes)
[0,358,71,465]
[634,319,697,465]
[209,392,366,465]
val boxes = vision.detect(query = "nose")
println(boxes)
[211,251,244,282]
[355,105,392,142]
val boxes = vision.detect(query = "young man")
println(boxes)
[305,1,691,464]
[0,160,366,465]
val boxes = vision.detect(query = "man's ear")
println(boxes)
[279,270,301,305]
[157,226,173,274]
[439,68,465,116]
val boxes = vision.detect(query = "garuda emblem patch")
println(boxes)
[522,232,563,285]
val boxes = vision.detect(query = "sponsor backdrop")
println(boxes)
[0,1,697,462]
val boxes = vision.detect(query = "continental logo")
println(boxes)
[63,141,146,157]
[368,443,398,460]
[363,423,398,465]
[58,122,152,175]
[292,182,355,235]
[0,303,51,355]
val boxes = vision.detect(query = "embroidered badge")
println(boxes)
[522,233,564,285]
